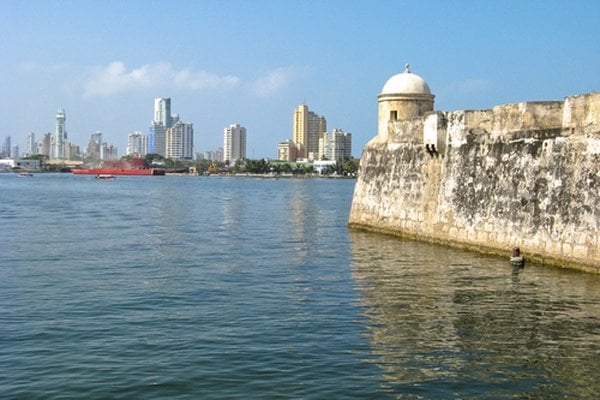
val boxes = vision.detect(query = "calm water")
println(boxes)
[1,173,599,399]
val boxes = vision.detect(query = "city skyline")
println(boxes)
[2,1,599,158]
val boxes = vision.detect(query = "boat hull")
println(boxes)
[72,168,165,176]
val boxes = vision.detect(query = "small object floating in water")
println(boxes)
[510,247,524,267]
[95,174,116,180]
[19,172,33,177]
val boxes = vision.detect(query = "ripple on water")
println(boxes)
[1,175,599,399]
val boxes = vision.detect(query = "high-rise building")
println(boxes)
[292,104,308,158]
[66,143,80,160]
[319,128,352,161]
[37,133,52,158]
[292,104,326,160]
[154,98,173,129]
[54,109,66,159]
[166,121,193,160]
[3,136,11,158]
[223,124,246,164]
[26,132,36,156]
[215,147,224,163]
[149,98,178,156]
[127,131,148,156]
[148,122,166,156]
[318,128,352,161]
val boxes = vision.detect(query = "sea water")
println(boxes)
[1,173,599,399]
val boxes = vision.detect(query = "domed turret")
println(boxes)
[377,65,435,141]
[381,64,432,96]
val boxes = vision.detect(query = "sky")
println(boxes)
[1,0,599,159]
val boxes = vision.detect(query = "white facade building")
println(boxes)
[127,131,148,156]
[166,121,193,160]
[223,124,246,163]
[26,132,36,156]
[318,128,352,161]
[36,133,52,158]
[54,109,66,159]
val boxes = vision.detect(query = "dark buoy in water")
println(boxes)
[510,247,524,267]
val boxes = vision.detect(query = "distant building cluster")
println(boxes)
[2,98,352,168]
[277,104,352,162]
[0,109,119,165]
[144,98,194,160]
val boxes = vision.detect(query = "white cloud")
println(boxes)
[173,68,240,90]
[83,61,241,98]
[251,66,307,97]
[82,61,307,99]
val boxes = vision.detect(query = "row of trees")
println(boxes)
[221,157,360,176]
[20,153,360,176]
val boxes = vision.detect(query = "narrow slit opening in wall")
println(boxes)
[390,111,397,121]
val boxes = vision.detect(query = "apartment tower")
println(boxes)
[166,121,194,160]
[292,104,326,160]
[54,109,66,159]
[127,131,148,156]
[223,124,246,164]
[154,98,173,129]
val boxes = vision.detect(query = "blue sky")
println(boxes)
[1,0,599,159]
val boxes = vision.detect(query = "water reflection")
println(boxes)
[349,230,600,398]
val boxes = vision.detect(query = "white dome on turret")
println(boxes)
[375,64,435,141]
[381,64,431,95]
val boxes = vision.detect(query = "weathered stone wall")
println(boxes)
[349,92,600,273]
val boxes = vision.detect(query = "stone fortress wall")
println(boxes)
[349,67,599,273]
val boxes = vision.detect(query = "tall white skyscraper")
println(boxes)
[154,98,173,129]
[223,124,246,163]
[149,98,176,156]
[166,121,193,160]
[27,132,36,156]
[54,109,66,159]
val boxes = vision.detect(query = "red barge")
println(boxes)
[72,168,165,176]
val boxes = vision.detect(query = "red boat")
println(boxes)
[72,168,165,176]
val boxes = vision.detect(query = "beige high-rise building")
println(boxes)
[292,104,326,160]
